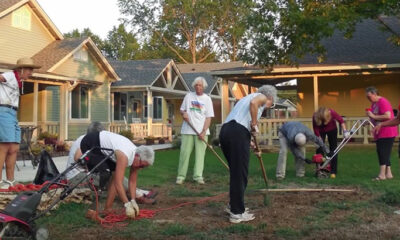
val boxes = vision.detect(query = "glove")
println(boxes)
[124,199,139,218]
[343,130,351,139]
[304,158,312,164]
[327,151,334,158]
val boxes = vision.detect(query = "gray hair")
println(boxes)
[87,121,104,133]
[365,86,378,95]
[136,145,155,165]
[191,76,208,89]
[257,85,278,102]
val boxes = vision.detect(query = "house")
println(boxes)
[0,0,120,140]
[213,16,400,121]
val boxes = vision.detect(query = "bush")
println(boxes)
[38,131,58,140]
[119,130,133,141]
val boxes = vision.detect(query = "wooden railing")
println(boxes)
[109,123,172,140]
[216,117,380,146]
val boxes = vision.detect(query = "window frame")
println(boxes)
[69,85,90,121]
[12,6,31,31]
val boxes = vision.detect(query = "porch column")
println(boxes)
[313,75,319,111]
[59,84,67,140]
[33,82,38,126]
[147,89,153,136]
[221,78,230,122]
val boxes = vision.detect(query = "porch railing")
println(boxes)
[109,123,172,140]
[216,117,380,146]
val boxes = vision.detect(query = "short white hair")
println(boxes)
[191,76,208,89]
[136,145,155,165]
[257,85,278,103]
[295,133,306,146]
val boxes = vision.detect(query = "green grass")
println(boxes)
[37,145,400,239]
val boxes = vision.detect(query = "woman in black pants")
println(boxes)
[313,107,349,179]
[219,85,276,224]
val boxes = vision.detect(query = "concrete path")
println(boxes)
[6,143,173,183]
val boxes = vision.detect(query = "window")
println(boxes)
[73,49,89,62]
[143,94,148,118]
[153,97,163,120]
[113,93,127,121]
[71,86,89,119]
[12,6,31,30]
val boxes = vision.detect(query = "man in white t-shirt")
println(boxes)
[176,76,214,185]
[0,58,40,189]
[75,130,154,219]
[65,123,157,204]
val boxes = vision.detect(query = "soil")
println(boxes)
[48,183,400,240]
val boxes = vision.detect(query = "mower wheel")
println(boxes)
[0,222,33,240]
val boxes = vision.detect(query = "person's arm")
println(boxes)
[0,75,5,83]
[114,150,129,204]
[305,129,329,154]
[374,113,400,134]
[128,165,138,200]
[180,94,189,122]
[74,149,82,162]
[250,94,267,130]
[367,110,391,121]
[199,117,211,140]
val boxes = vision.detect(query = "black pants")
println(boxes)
[219,120,250,215]
[376,137,394,166]
[317,129,338,174]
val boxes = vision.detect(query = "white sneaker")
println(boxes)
[176,179,184,185]
[195,179,205,184]
[0,180,16,190]
[224,205,249,215]
[229,212,255,223]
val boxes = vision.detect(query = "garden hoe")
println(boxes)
[185,120,229,170]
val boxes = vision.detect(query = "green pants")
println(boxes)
[177,134,208,181]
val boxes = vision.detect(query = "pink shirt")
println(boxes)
[371,97,398,139]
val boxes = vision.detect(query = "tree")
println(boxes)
[64,28,104,50]
[242,0,400,67]
[103,24,141,60]
[118,0,252,63]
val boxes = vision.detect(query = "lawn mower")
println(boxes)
[0,147,114,240]
[312,119,374,178]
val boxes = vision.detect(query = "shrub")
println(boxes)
[119,130,134,141]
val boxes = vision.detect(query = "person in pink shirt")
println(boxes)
[313,107,350,179]
[366,86,398,181]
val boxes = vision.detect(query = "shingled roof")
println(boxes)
[110,59,172,87]
[177,61,244,73]
[32,38,84,73]
[298,16,400,65]
[0,0,22,13]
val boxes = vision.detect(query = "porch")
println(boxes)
[216,117,387,146]
[109,122,172,141]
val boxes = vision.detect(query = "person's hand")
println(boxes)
[373,123,382,135]
[304,158,313,164]
[250,140,256,150]
[124,199,139,218]
[254,150,262,158]
[182,112,189,122]
[366,111,375,119]
[343,130,351,139]
[250,122,259,134]
[198,130,206,141]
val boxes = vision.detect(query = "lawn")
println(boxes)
[36,145,400,239]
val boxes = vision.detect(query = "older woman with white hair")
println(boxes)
[219,85,277,224]
[75,130,155,219]
[176,76,214,185]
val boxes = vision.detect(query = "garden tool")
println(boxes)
[250,125,268,188]
[312,118,374,178]
[185,120,229,170]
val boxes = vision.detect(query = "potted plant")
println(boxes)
[119,130,134,141]
[158,138,166,144]
[38,132,58,145]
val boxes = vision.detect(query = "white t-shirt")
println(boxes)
[99,131,136,166]
[65,135,85,180]
[0,71,20,108]
[224,93,265,131]
[180,92,214,135]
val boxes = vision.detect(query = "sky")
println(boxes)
[36,0,122,39]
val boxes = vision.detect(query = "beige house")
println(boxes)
[0,0,120,140]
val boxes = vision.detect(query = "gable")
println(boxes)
[52,46,112,83]
[0,3,55,64]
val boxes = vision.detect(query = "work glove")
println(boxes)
[304,158,313,164]
[343,130,351,139]
[124,199,139,218]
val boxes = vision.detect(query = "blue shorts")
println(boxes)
[0,106,21,143]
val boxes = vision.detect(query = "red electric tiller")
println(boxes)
[312,119,374,178]
[0,147,114,240]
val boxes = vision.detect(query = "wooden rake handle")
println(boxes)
[251,131,269,188]
[185,120,229,170]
